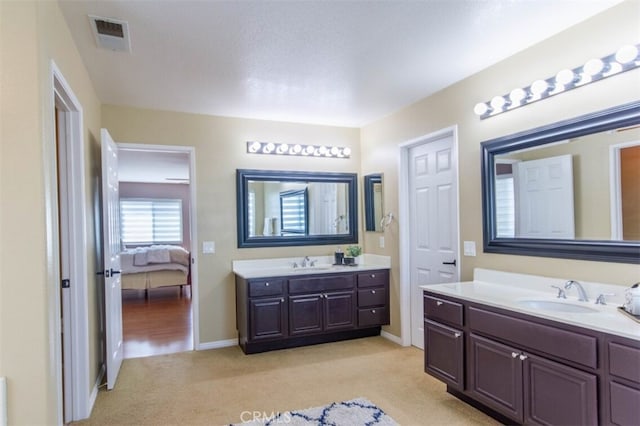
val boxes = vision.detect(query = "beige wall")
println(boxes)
[361,0,640,336]
[102,106,361,343]
[1,1,102,424]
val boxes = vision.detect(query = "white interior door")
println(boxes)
[515,154,574,239]
[101,128,123,390]
[409,135,459,349]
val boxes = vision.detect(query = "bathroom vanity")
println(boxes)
[422,269,639,426]
[234,256,390,354]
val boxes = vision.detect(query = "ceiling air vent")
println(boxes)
[89,15,131,53]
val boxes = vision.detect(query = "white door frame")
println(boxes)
[609,139,640,239]
[47,62,91,422]
[398,125,460,347]
[117,143,200,349]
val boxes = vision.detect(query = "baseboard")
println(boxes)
[380,330,403,345]
[197,338,239,351]
[87,363,105,419]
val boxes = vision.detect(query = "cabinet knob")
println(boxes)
[371,274,376,278]
[372,309,376,314]
[511,352,519,358]
[519,354,528,361]
[280,298,285,303]
[454,332,461,338]
[436,301,443,306]
[371,290,376,294]
[265,282,269,286]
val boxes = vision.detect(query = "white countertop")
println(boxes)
[420,268,639,341]
[233,254,391,279]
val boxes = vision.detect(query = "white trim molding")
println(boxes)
[609,139,640,240]
[48,61,91,422]
[380,330,403,346]
[197,338,239,351]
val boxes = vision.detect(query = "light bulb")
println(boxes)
[530,79,549,95]
[330,146,339,156]
[490,96,507,111]
[264,142,275,153]
[474,102,489,116]
[509,88,527,104]
[555,69,575,86]
[293,144,302,153]
[276,144,288,154]
[249,142,261,153]
[318,146,327,155]
[342,147,351,157]
[583,58,604,76]
[305,145,315,155]
[615,45,638,64]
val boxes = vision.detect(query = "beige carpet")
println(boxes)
[76,337,500,425]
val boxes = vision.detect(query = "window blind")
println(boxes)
[280,189,307,234]
[120,198,183,244]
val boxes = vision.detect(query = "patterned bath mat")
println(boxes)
[233,397,397,425]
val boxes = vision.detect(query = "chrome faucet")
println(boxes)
[550,285,566,299]
[301,256,310,267]
[564,280,589,302]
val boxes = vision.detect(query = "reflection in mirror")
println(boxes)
[364,174,384,232]
[482,101,640,263]
[237,169,358,248]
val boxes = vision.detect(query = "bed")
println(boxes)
[120,245,191,295]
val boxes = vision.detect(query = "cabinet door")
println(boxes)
[324,290,356,331]
[249,297,287,341]
[424,319,464,391]
[289,294,323,336]
[469,334,523,422]
[523,353,598,426]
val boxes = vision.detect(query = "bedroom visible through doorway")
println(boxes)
[117,146,197,359]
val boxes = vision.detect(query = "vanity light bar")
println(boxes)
[474,43,640,119]
[246,141,351,159]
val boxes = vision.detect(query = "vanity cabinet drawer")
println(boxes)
[609,342,640,385]
[424,295,463,327]
[289,274,355,294]
[358,307,388,327]
[357,270,388,288]
[469,307,597,369]
[358,287,386,307]
[248,279,285,297]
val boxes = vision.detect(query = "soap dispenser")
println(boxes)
[334,247,344,265]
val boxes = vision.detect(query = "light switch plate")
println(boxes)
[202,241,215,254]
[379,236,385,248]
[463,241,476,256]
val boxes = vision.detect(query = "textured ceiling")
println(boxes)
[59,0,622,127]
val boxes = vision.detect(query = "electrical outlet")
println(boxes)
[463,241,476,256]
[379,236,385,248]
[202,241,215,254]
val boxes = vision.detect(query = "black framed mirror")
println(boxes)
[481,101,640,264]
[236,169,358,248]
[364,173,384,232]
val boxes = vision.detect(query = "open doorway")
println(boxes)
[116,145,198,359]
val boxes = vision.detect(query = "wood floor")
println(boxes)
[122,286,193,359]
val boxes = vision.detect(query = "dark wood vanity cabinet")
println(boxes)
[288,274,356,336]
[605,337,640,425]
[424,290,638,426]
[236,269,389,354]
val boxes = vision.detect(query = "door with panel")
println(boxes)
[409,134,459,348]
[101,128,123,390]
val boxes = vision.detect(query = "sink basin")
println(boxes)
[294,264,333,271]
[516,300,599,314]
